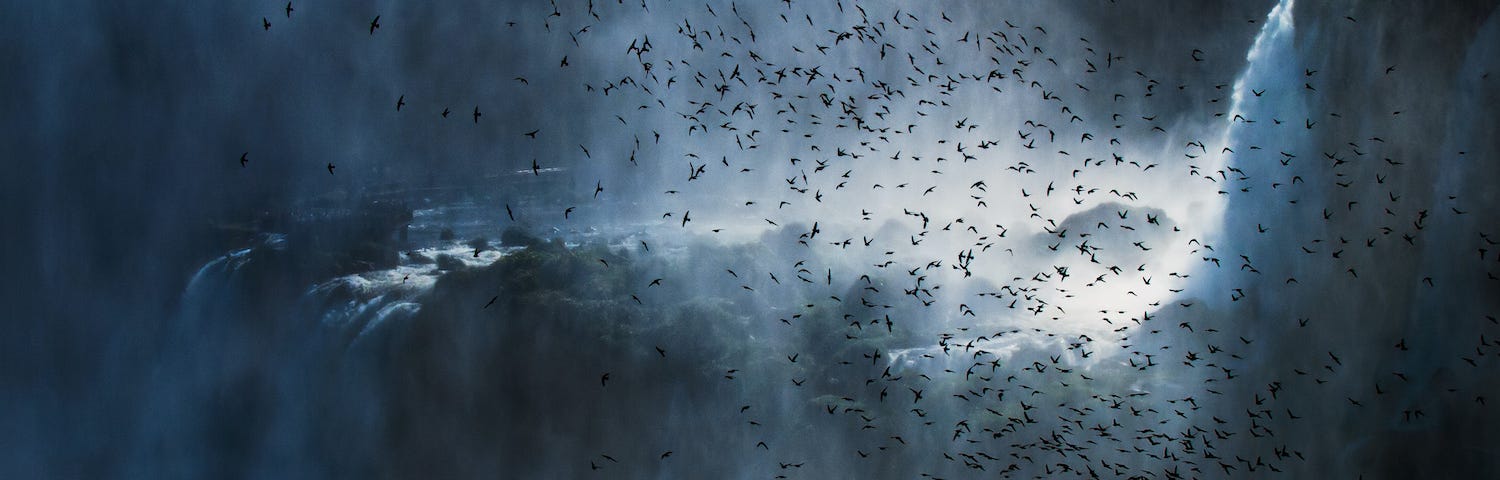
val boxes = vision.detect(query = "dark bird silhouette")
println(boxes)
[326,162,335,175]
[239,152,248,168]
[369,15,380,35]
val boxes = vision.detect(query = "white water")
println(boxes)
[1188,0,1298,300]
[180,232,519,353]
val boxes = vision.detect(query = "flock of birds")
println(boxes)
[246,1,1496,478]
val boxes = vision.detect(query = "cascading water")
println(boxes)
[1195,0,1301,296]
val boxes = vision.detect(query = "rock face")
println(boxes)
[500,225,546,248]
[434,253,468,272]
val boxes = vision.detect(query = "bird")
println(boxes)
[326,162,335,175]
[395,95,405,111]
[369,15,380,34]
[239,152,248,168]
[284,2,292,18]
[262,17,271,30]
[600,373,610,387]
[472,106,481,123]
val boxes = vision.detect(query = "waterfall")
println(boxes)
[1222,0,1297,138]
[1188,0,1301,299]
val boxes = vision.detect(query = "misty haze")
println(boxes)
[4,0,1500,478]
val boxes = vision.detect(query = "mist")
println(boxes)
[4,0,1500,478]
